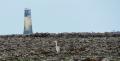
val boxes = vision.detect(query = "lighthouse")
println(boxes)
[23,8,33,34]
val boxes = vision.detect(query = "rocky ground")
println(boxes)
[0,33,119,61]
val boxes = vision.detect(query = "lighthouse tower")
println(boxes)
[23,8,33,34]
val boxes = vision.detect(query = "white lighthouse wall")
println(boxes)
[24,17,32,30]
[24,16,33,34]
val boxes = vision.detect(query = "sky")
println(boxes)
[0,0,120,35]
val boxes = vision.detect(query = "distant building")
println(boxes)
[23,8,33,34]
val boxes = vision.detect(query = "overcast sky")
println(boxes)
[0,0,120,35]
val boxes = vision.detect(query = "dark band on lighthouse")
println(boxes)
[24,8,31,17]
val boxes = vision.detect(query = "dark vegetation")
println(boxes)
[1,32,120,38]
[0,32,119,61]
